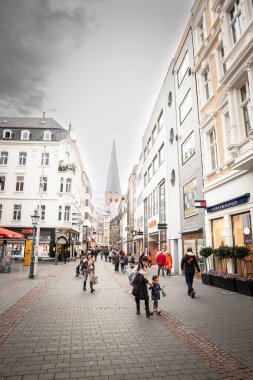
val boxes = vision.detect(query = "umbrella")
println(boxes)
[0,227,24,239]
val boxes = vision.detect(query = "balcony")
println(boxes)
[58,163,76,173]
[230,134,253,171]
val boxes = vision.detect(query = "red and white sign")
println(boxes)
[194,200,206,208]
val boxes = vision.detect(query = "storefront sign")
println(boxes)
[158,223,167,230]
[183,179,198,218]
[206,193,250,213]
[24,240,31,266]
[148,220,157,229]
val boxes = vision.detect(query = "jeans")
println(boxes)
[185,272,194,294]
[158,265,164,276]
[153,298,158,308]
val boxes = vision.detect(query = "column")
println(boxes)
[227,89,238,145]
[247,64,253,126]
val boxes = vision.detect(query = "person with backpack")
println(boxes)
[81,252,95,293]
[181,247,200,298]
[131,256,153,317]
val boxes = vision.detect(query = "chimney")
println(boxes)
[43,112,45,119]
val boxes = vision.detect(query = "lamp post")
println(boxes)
[55,229,59,265]
[132,231,136,255]
[29,209,40,279]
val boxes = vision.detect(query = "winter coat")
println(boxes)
[181,253,200,273]
[132,271,149,300]
[151,282,161,300]
[164,252,173,269]
[156,252,166,266]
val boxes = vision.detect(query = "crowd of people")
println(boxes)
[75,246,200,316]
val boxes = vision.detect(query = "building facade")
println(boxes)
[0,116,93,260]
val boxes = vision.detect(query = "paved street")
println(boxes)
[0,260,253,380]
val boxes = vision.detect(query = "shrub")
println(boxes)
[199,247,213,258]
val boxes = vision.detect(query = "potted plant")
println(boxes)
[199,247,213,286]
[222,273,237,292]
[233,246,250,275]
[214,244,232,273]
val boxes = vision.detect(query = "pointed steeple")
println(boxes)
[106,140,121,194]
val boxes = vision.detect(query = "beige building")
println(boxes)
[192,0,253,272]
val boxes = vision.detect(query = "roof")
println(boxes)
[0,117,66,131]
[105,140,121,194]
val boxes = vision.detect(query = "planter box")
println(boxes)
[235,279,253,297]
[223,277,237,292]
[211,275,225,289]
[201,273,212,286]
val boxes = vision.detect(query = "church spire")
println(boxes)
[106,140,121,194]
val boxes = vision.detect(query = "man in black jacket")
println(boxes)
[181,247,200,298]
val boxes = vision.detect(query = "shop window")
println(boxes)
[232,212,252,246]
[211,218,225,248]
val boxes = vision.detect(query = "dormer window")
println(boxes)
[21,130,30,140]
[43,130,52,141]
[3,129,12,140]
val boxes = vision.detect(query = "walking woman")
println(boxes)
[165,250,173,275]
[81,252,95,293]
[132,256,153,317]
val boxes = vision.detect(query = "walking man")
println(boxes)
[181,247,200,298]
[156,250,166,276]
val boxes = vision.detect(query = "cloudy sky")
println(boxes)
[0,0,194,205]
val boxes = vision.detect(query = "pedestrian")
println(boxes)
[119,250,126,273]
[93,249,98,262]
[181,247,200,298]
[156,250,166,276]
[148,251,152,267]
[104,249,109,262]
[100,250,104,260]
[150,275,163,314]
[63,249,68,264]
[74,250,77,261]
[114,250,120,272]
[131,256,153,317]
[108,249,113,263]
[81,252,96,293]
[165,250,173,275]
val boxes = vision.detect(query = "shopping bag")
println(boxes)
[162,289,167,297]
[93,275,98,285]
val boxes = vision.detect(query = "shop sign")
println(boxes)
[148,220,157,229]
[158,223,167,230]
[183,179,198,218]
[206,193,250,213]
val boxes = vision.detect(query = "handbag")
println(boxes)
[162,289,167,297]
[93,275,98,285]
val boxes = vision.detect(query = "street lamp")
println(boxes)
[55,229,59,265]
[29,209,40,279]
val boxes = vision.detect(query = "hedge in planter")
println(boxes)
[235,277,253,297]
[223,274,237,292]
[201,272,212,286]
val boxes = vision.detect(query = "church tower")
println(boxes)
[105,140,121,221]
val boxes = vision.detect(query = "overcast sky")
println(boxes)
[0,0,194,205]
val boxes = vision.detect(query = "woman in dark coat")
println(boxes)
[132,256,153,317]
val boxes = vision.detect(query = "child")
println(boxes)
[151,275,163,315]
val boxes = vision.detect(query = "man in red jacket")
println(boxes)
[156,250,166,277]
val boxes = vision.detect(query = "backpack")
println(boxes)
[128,270,139,285]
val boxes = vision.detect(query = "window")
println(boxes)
[60,178,64,192]
[40,177,47,192]
[147,138,151,152]
[209,129,218,170]
[168,91,172,107]
[66,178,71,193]
[148,193,153,218]
[153,155,158,174]
[240,82,252,136]
[13,205,21,221]
[0,152,8,165]
[43,130,52,141]
[179,90,192,123]
[199,16,206,45]
[16,176,24,192]
[203,67,212,101]
[153,187,158,215]
[85,199,89,206]
[148,165,152,181]
[230,0,244,44]
[182,133,195,164]
[152,125,157,142]
[159,181,166,223]
[158,144,165,165]
[19,152,27,166]
[158,111,164,130]
[58,206,62,221]
[0,204,2,220]
[218,44,226,76]
[178,51,189,86]
[170,170,176,186]
[232,212,252,246]
[3,130,12,140]
[144,172,148,187]
[64,206,70,221]
[41,152,49,166]
[40,205,46,221]
[144,147,148,161]
[0,176,5,191]
[211,218,225,248]
[21,130,30,140]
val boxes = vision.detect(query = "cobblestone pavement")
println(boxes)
[0,260,252,380]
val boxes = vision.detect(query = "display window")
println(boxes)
[211,218,225,248]
[232,212,252,246]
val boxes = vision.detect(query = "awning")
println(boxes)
[0,228,24,239]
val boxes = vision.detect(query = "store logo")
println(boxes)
[148,220,157,229]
